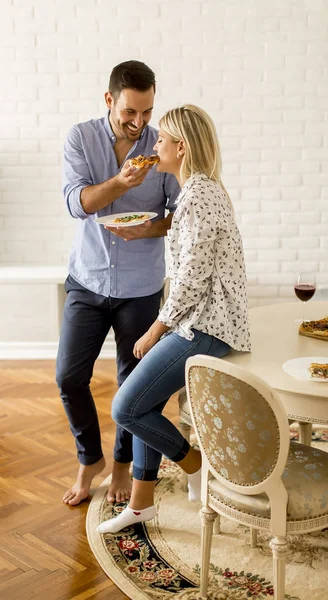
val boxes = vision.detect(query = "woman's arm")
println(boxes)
[133,190,219,357]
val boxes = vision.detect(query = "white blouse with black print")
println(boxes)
[158,172,251,352]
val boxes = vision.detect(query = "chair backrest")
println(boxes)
[160,276,170,308]
[185,355,290,497]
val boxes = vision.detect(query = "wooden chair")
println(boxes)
[185,354,328,600]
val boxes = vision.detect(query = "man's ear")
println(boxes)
[105,91,114,109]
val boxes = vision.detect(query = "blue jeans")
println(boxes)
[111,329,230,480]
[56,275,162,466]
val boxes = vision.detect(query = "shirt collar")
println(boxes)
[105,110,146,146]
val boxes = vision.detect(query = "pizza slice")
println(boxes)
[309,362,328,379]
[299,316,328,340]
[130,154,160,169]
[113,213,150,224]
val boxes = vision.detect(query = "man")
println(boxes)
[56,60,180,506]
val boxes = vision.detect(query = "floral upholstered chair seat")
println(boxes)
[209,441,328,522]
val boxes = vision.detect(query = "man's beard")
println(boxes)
[111,115,145,141]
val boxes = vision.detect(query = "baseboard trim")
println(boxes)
[0,340,117,360]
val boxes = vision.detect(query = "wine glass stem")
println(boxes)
[302,301,306,323]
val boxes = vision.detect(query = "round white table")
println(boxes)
[224,301,328,444]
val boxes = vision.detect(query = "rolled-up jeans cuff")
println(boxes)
[113,454,132,464]
[133,466,159,481]
[78,452,103,466]
[169,437,190,463]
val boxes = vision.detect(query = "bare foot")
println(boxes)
[63,457,106,506]
[107,460,132,503]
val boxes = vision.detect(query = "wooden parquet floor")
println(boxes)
[0,360,180,600]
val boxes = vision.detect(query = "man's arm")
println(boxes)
[105,212,173,240]
[80,161,153,214]
[63,125,153,217]
[80,176,127,214]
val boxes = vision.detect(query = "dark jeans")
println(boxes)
[56,275,162,466]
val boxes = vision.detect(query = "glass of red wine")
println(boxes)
[294,272,316,323]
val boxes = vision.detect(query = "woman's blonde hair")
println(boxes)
[159,104,227,190]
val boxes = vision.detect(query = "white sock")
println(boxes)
[187,467,202,502]
[96,505,156,534]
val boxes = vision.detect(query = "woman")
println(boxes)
[97,104,251,534]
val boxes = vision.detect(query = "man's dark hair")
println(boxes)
[108,60,156,101]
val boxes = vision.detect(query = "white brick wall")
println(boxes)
[0,0,327,318]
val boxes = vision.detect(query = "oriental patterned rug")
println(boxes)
[86,437,328,600]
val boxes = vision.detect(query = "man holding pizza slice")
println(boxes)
[56,60,180,506]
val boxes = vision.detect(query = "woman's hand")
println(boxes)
[133,320,170,359]
[133,330,158,359]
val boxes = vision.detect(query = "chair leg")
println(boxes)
[213,514,221,535]
[178,420,191,492]
[250,527,257,548]
[199,506,217,599]
[269,536,288,600]
[298,422,312,446]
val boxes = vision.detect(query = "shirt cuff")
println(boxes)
[67,185,90,219]
[158,308,177,329]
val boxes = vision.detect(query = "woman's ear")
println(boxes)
[177,140,185,159]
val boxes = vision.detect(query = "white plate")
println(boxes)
[95,212,158,228]
[282,357,328,382]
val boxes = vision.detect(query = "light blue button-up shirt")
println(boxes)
[63,113,180,298]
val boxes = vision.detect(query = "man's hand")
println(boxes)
[105,213,173,241]
[116,160,153,192]
[105,219,152,240]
